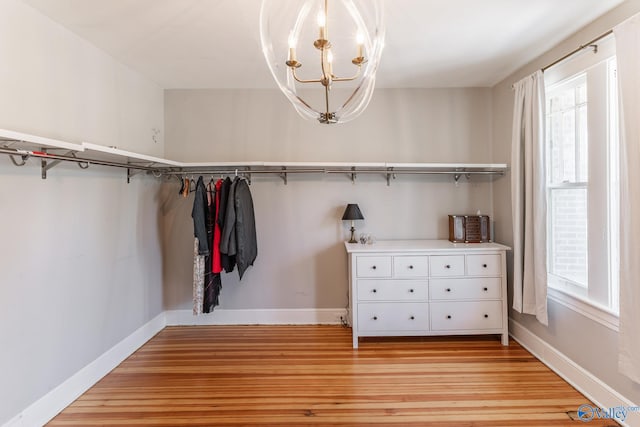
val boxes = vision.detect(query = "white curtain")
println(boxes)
[511,70,548,326]
[614,14,640,383]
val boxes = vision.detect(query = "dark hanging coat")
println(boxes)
[220,177,257,279]
[191,176,209,256]
[233,178,257,279]
[217,177,236,273]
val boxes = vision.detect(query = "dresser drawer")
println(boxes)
[358,302,429,332]
[356,256,392,278]
[429,255,465,276]
[357,280,428,301]
[393,256,429,277]
[430,278,501,300]
[467,254,501,276]
[430,301,503,331]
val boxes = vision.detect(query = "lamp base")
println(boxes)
[348,226,358,243]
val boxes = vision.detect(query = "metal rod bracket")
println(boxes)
[386,167,395,186]
[9,154,28,167]
[127,167,144,184]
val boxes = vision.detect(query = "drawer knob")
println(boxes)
[410,316,415,320]
[483,264,488,268]
[409,265,414,269]
[484,314,489,318]
[446,288,451,292]
[372,265,377,270]
[372,289,377,293]
[446,315,452,319]
[445,264,451,269]
[373,316,378,320]
[409,289,414,293]
[483,287,488,291]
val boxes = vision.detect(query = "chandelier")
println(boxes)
[260,0,385,124]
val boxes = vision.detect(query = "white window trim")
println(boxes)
[544,36,619,320]
[547,285,619,332]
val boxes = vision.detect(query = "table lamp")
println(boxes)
[342,204,364,243]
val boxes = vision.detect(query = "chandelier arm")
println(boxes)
[332,73,360,82]
[291,68,322,84]
[332,62,363,82]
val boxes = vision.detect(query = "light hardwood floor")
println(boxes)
[48,325,618,426]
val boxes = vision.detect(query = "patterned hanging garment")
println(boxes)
[192,237,205,315]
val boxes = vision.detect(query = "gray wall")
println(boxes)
[491,0,640,405]
[162,88,499,311]
[0,0,165,424]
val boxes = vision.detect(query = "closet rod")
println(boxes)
[161,169,503,176]
[324,169,503,175]
[161,169,326,175]
[542,29,613,71]
[0,147,159,172]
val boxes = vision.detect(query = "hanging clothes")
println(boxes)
[220,177,238,261]
[220,177,257,279]
[203,180,222,313]
[192,174,257,314]
[233,178,257,279]
[191,177,209,256]
[191,177,209,314]
[192,238,205,315]
[217,177,236,273]
[212,179,224,274]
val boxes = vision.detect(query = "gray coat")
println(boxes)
[220,177,257,279]
[191,176,209,256]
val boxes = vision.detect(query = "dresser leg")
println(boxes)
[501,332,509,346]
[352,335,359,349]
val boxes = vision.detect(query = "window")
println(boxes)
[544,38,619,324]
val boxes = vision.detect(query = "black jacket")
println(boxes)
[191,176,209,255]
[234,178,257,279]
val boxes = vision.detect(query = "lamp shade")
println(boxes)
[342,204,364,220]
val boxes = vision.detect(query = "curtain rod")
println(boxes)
[542,29,613,72]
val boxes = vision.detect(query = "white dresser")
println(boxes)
[345,240,510,348]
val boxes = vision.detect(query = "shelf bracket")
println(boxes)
[127,162,156,183]
[350,167,357,184]
[127,167,141,184]
[41,150,81,179]
[279,167,288,185]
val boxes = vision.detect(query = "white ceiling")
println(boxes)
[23,0,624,89]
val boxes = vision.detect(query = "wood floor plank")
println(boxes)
[47,325,619,426]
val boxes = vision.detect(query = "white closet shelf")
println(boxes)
[0,128,84,152]
[0,128,507,184]
[82,142,182,167]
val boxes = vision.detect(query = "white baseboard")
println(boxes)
[3,312,167,427]
[165,308,347,326]
[509,319,639,427]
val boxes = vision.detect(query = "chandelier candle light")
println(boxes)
[260,0,385,124]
